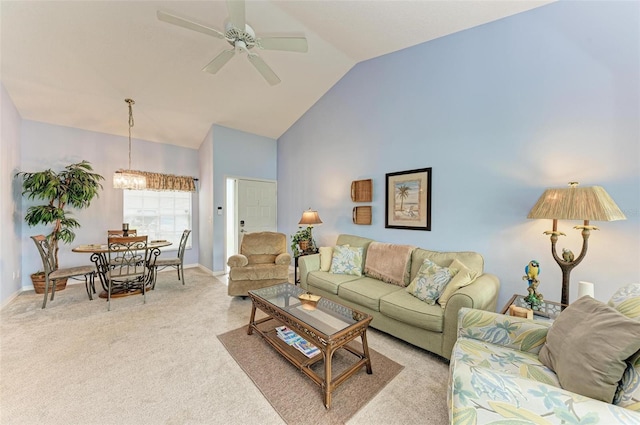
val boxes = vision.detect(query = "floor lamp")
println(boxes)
[527,182,626,306]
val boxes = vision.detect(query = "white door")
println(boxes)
[237,178,277,247]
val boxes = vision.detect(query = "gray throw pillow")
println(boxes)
[538,296,640,403]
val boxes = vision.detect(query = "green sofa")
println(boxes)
[448,283,640,424]
[298,234,500,360]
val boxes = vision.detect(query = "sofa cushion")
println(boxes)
[538,296,640,403]
[240,231,286,256]
[379,289,444,332]
[410,248,483,281]
[229,263,289,281]
[406,259,456,305]
[453,337,561,387]
[307,270,361,295]
[438,259,478,309]
[330,245,364,276]
[449,338,640,425]
[363,242,414,286]
[247,254,276,265]
[338,277,402,312]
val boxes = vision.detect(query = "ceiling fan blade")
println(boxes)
[202,50,235,74]
[157,10,225,39]
[247,54,281,86]
[227,0,246,30]
[258,37,308,53]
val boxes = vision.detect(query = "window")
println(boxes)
[123,190,192,249]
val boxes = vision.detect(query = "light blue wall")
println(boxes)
[278,1,640,309]
[211,125,277,272]
[18,120,200,290]
[0,84,23,306]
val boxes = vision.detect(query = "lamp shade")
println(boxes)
[527,183,626,221]
[298,209,322,226]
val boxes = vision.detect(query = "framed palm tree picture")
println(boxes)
[385,168,432,230]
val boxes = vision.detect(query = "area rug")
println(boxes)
[218,324,404,425]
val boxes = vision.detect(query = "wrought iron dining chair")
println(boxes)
[153,229,191,287]
[106,235,159,311]
[107,229,137,237]
[30,235,96,309]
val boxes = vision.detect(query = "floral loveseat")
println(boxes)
[449,283,640,424]
[298,234,500,360]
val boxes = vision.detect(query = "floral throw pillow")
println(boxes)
[329,245,363,276]
[608,282,640,409]
[406,259,455,305]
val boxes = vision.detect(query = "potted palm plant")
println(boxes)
[16,160,104,293]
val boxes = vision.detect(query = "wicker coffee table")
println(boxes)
[247,283,373,409]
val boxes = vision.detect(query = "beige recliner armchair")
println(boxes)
[227,231,291,296]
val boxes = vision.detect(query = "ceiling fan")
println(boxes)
[157,0,308,85]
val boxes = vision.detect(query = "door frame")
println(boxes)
[224,175,277,273]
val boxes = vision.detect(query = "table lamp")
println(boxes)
[527,182,626,306]
[298,208,322,251]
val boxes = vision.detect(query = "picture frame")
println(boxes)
[385,168,432,231]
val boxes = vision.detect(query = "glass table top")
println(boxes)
[249,283,368,337]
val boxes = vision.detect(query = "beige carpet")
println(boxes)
[0,268,450,424]
[218,324,403,424]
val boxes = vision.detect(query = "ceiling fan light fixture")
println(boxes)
[157,0,307,85]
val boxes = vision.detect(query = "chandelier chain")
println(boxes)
[126,98,135,170]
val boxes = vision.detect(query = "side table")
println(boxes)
[294,250,318,285]
[501,294,567,321]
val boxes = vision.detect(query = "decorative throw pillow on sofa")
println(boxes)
[319,246,333,272]
[608,282,640,409]
[437,258,477,309]
[330,245,363,276]
[614,351,640,408]
[319,245,350,272]
[538,296,640,403]
[405,259,457,305]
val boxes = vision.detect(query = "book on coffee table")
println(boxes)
[275,326,302,344]
[292,339,320,358]
[275,325,320,357]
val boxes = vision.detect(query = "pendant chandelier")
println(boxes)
[113,98,147,190]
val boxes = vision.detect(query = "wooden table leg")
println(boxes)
[324,347,336,409]
[247,303,257,335]
[361,329,372,374]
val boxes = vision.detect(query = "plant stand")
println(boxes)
[31,273,67,294]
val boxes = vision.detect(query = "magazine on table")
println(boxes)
[292,339,320,358]
[275,325,320,357]
[275,325,302,344]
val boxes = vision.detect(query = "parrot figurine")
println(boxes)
[562,248,575,262]
[523,260,543,309]
[524,260,540,285]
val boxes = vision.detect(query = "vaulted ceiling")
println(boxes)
[1,1,551,149]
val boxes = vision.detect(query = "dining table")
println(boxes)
[72,240,172,298]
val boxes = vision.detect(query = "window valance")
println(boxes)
[129,170,196,192]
